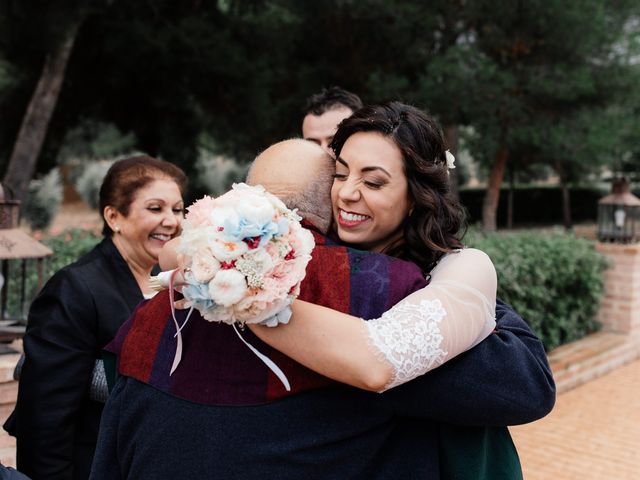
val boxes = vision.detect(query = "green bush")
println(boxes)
[43,229,103,269]
[466,229,609,351]
[194,150,248,197]
[3,229,102,320]
[22,168,63,230]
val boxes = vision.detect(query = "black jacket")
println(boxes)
[5,238,145,480]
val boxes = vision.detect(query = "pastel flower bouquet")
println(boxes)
[151,183,315,388]
[171,183,315,326]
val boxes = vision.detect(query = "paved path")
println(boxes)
[511,357,640,479]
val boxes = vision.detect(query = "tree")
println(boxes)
[466,0,640,230]
[1,0,638,212]
[3,20,81,201]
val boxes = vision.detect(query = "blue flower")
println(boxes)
[182,280,215,311]
[224,217,280,246]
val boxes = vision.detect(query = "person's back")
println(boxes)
[93,227,433,479]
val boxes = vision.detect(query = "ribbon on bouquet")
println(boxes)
[167,269,195,375]
[159,269,291,392]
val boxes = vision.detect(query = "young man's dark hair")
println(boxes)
[301,87,363,156]
[303,86,363,116]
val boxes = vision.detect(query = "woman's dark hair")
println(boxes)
[99,155,188,237]
[329,101,465,274]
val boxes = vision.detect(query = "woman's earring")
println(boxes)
[114,226,121,233]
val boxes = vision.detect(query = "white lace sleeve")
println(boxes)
[364,248,497,391]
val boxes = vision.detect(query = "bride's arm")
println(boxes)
[249,248,497,392]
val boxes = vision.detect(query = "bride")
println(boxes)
[249,102,498,392]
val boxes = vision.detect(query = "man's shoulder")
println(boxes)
[105,290,173,368]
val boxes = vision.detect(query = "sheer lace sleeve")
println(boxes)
[364,248,497,391]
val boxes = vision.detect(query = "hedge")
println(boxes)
[466,229,609,351]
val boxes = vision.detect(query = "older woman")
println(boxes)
[6,155,186,480]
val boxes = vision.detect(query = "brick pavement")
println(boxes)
[511,357,640,480]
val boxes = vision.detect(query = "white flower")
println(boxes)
[177,225,220,257]
[232,182,264,194]
[265,190,289,212]
[236,194,276,227]
[296,225,315,256]
[209,269,248,307]
[445,150,456,169]
[208,237,249,262]
[209,206,241,237]
[191,246,221,283]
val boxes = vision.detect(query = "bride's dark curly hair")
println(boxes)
[329,101,466,274]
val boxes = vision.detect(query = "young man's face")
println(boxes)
[302,106,353,157]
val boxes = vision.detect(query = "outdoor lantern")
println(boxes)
[597,177,640,243]
[0,184,52,346]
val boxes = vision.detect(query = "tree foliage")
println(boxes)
[0,0,638,217]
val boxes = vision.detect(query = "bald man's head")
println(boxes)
[246,139,334,233]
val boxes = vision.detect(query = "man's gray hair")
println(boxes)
[245,139,335,233]
[279,167,334,234]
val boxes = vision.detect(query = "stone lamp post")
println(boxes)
[596,178,640,335]
[597,177,640,243]
[0,185,52,346]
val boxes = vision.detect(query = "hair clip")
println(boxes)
[445,150,456,169]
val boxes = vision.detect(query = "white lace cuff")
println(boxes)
[364,299,448,391]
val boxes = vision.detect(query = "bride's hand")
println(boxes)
[174,298,190,310]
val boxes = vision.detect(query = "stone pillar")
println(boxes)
[596,243,640,335]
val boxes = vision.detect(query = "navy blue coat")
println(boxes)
[90,300,554,479]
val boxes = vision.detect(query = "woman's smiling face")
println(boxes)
[331,131,412,252]
[108,177,184,269]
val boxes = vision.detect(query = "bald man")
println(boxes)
[92,140,553,480]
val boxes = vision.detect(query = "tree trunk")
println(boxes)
[561,181,572,231]
[506,161,514,230]
[482,146,508,232]
[444,124,460,201]
[3,21,81,202]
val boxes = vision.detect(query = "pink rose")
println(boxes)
[185,196,218,226]
[191,246,221,283]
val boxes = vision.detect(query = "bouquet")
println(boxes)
[171,183,315,326]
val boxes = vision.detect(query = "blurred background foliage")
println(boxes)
[0,0,638,203]
[1,0,636,345]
